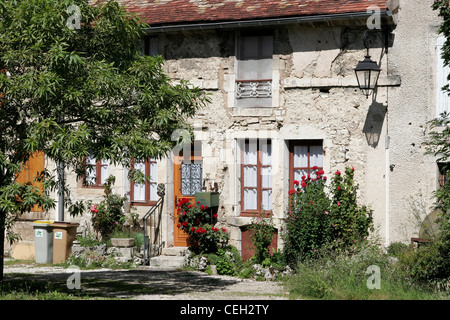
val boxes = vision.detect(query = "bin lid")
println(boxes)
[52,221,80,228]
[34,220,54,224]
[33,220,54,228]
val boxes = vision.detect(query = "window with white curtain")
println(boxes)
[289,140,324,189]
[84,155,109,187]
[131,158,158,204]
[241,139,272,214]
[436,35,450,117]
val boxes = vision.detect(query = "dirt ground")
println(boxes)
[3,263,290,300]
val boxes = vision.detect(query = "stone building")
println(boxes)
[9,0,449,262]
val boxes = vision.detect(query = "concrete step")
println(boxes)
[149,255,186,268]
[160,247,188,256]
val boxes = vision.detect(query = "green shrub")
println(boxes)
[282,168,331,264]
[282,167,373,265]
[76,234,102,247]
[246,212,276,263]
[89,175,127,241]
[387,242,410,258]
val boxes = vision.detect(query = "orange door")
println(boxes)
[173,152,202,247]
[15,151,45,212]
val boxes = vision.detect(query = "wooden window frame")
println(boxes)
[438,163,449,187]
[240,139,272,217]
[82,157,108,188]
[130,158,158,206]
[289,140,324,190]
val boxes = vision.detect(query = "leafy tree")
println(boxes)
[0,0,207,281]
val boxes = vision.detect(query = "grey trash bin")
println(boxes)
[33,220,54,264]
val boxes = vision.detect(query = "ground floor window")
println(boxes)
[240,138,272,215]
[131,158,158,205]
[289,140,324,189]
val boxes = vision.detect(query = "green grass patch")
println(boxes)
[283,244,449,300]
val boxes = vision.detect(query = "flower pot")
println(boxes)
[111,238,135,248]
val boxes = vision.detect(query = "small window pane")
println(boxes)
[262,190,272,211]
[244,166,257,187]
[244,189,257,211]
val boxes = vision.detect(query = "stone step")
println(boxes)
[149,255,186,268]
[160,247,188,256]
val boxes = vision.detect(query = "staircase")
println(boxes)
[149,247,187,268]
[141,185,188,269]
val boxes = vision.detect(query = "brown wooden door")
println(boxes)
[173,153,202,247]
[15,151,45,212]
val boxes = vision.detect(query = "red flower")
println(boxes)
[221,228,227,232]
[200,204,204,210]
[293,180,299,185]
[336,170,341,176]
[301,181,307,188]
[337,186,341,191]
[288,189,295,196]
[213,213,218,218]
[182,221,188,227]
[312,166,318,170]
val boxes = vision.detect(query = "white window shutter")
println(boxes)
[437,35,450,117]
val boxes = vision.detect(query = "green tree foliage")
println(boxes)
[0,0,207,281]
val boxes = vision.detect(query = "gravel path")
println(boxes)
[3,263,290,300]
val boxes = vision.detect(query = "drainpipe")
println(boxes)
[385,134,390,247]
[57,160,64,222]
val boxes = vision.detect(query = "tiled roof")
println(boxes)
[108,0,389,26]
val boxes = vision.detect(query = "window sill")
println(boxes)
[132,201,157,206]
[240,211,273,218]
[81,185,105,189]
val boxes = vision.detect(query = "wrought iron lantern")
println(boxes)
[354,51,381,99]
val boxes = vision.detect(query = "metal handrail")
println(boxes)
[142,184,165,265]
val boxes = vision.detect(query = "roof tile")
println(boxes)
[105,0,389,26]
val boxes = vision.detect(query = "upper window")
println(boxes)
[289,140,324,190]
[436,35,450,117]
[84,155,109,187]
[131,158,158,205]
[142,35,158,57]
[235,34,273,107]
[240,139,272,214]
